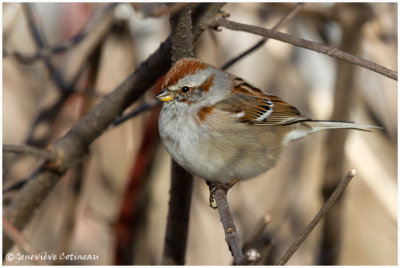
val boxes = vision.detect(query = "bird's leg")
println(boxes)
[206,178,240,209]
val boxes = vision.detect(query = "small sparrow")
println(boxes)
[155,58,378,186]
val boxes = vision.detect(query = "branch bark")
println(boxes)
[214,17,397,81]
[3,144,57,161]
[4,4,116,64]
[161,5,194,265]
[221,3,304,70]
[214,189,245,265]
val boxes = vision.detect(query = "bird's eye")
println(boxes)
[181,86,190,93]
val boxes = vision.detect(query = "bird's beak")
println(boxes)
[155,89,173,102]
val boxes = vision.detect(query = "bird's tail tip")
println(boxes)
[307,120,382,132]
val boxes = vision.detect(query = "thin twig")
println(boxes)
[4,4,116,64]
[276,169,356,265]
[222,3,304,70]
[215,18,397,81]
[22,4,115,148]
[3,144,57,161]
[3,216,49,265]
[214,188,245,265]
[111,100,160,127]
[22,3,68,91]
[3,164,47,194]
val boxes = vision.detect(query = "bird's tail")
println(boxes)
[283,120,381,145]
[306,120,381,133]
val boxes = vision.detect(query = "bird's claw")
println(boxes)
[206,179,239,209]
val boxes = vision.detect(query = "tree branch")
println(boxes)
[22,3,115,148]
[3,144,57,162]
[214,188,245,265]
[111,100,159,127]
[161,5,194,265]
[221,3,304,70]
[214,17,397,81]
[276,170,356,265]
[4,4,116,64]
[22,3,68,91]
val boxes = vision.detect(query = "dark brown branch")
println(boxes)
[214,188,245,265]
[162,161,194,265]
[3,2,225,257]
[276,170,356,265]
[222,3,304,70]
[3,144,57,162]
[3,216,49,265]
[161,5,194,265]
[170,6,194,62]
[214,17,397,81]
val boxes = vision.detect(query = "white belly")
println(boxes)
[158,104,281,183]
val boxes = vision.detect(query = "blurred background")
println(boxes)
[2,2,397,265]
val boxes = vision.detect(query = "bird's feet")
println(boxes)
[206,179,239,209]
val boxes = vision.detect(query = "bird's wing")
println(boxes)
[215,77,309,125]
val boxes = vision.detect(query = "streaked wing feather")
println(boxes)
[216,77,309,125]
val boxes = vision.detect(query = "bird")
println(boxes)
[155,58,379,199]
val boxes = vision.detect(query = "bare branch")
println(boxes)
[111,100,160,127]
[276,170,356,265]
[23,5,115,148]
[214,17,397,81]
[162,5,194,265]
[22,3,68,91]
[222,3,304,70]
[214,188,245,265]
[4,4,116,64]
[3,144,57,162]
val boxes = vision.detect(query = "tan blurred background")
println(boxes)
[2,2,397,265]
